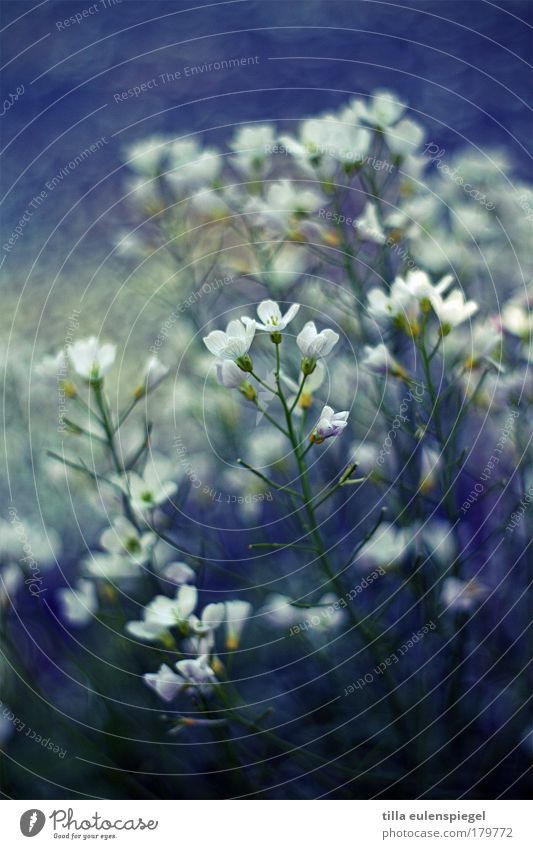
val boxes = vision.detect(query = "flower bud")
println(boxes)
[301,357,317,375]
[235,354,253,373]
[240,382,257,402]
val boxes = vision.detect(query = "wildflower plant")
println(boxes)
[16,86,530,800]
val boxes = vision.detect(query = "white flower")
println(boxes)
[56,579,98,628]
[430,289,478,334]
[166,140,221,191]
[175,655,218,697]
[356,522,411,570]
[67,337,116,381]
[384,118,425,157]
[135,356,169,396]
[261,594,300,627]
[401,270,454,303]
[229,124,275,174]
[348,441,381,476]
[215,359,247,388]
[203,318,256,362]
[357,89,405,127]
[296,321,339,359]
[501,304,533,339]
[100,517,154,563]
[418,520,456,565]
[249,300,300,333]
[189,602,225,637]
[354,202,386,244]
[367,283,420,333]
[162,561,196,585]
[126,585,197,642]
[83,552,140,581]
[311,405,349,443]
[144,664,184,702]
[244,183,323,236]
[125,468,177,514]
[307,593,347,632]
[367,271,455,334]
[419,446,441,493]
[265,180,323,222]
[441,577,488,613]
[0,564,22,608]
[225,600,253,649]
[125,136,169,175]
[361,343,407,379]
[36,350,68,381]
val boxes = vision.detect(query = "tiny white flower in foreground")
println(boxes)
[225,600,253,649]
[203,318,256,371]
[441,577,488,613]
[215,359,247,388]
[56,579,98,628]
[310,405,349,444]
[125,468,177,514]
[175,655,218,697]
[134,356,169,397]
[297,321,339,363]
[361,343,408,379]
[126,585,198,642]
[144,663,184,702]
[430,289,478,335]
[67,337,116,382]
[249,300,300,333]
[189,602,226,637]
[354,202,386,244]
[100,516,154,563]
[162,561,196,585]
